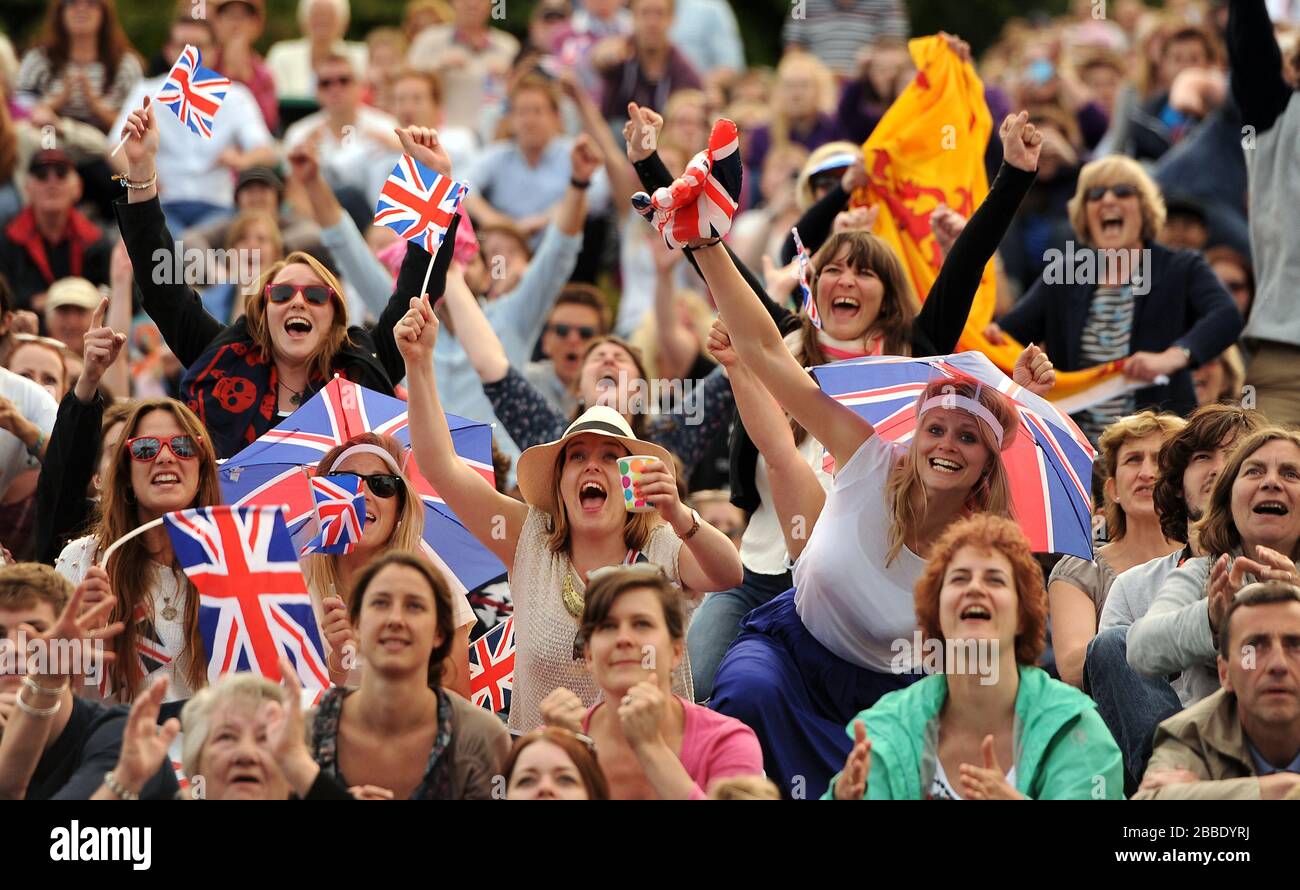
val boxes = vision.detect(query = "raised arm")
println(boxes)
[113,97,225,366]
[708,320,826,560]
[560,73,641,207]
[397,295,527,567]
[1228,0,1292,134]
[441,264,509,383]
[690,243,873,471]
[650,241,703,382]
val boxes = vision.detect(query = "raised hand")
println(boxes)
[19,566,122,686]
[258,656,323,797]
[929,203,967,258]
[395,294,440,366]
[633,457,686,526]
[706,317,740,369]
[570,133,604,183]
[107,676,180,796]
[959,735,1025,800]
[760,254,799,299]
[287,139,322,185]
[539,687,586,734]
[833,205,879,235]
[617,680,667,750]
[320,595,357,677]
[1013,343,1055,396]
[999,111,1043,173]
[395,126,452,178]
[840,157,869,195]
[623,101,664,164]
[939,31,972,64]
[119,95,160,174]
[78,297,127,397]
[834,719,872,800]
[632,118,742,249]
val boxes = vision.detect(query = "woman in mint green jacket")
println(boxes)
[825,514,1124,800]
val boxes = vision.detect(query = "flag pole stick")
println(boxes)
[109,44,196,158]
[418,250,436,300]
[98,517,165,567]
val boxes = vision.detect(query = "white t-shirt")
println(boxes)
[0,366,57,498]
[284,106,401,207]
[111,76,273,207]
[56,535,194,703]
[793,434,924,671]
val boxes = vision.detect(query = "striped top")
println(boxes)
[781,0,910,75]
[16,49,143,132]
[1073,285,1136,445]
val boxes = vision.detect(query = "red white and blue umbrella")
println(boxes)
[217,375,506,592]
[812,351,1096,559]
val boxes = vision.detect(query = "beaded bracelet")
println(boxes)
[112,172,157,190]
[103,771,140,801]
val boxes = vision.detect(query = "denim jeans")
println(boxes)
[1084,625,1183,793]
[687,567,791,704]
[162,200,230,235]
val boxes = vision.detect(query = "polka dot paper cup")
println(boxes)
[618,455,661,513]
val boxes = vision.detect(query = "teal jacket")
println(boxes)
[822,665,1124,799]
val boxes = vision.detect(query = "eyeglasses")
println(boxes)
[265,283,335,305]
[1084,183,1139,202]
[318,75,354,90]
[32,165,71,182]
[547,323,598,339]
[326,471,402,499]
[125,434,200,462]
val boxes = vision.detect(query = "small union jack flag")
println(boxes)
[155,44,231,139]
[97,603,175,702]
[163,506,330,689]
[792,227,821,329]
[300,473,366,556]
[468,617,514,714]
[632,118,742,249]
[373,156,469,253]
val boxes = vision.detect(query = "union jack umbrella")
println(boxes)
[812,351,1096,559]
[792,226,821,329]
[468,617,515,714]
[155,44,231,139]
[300,473,365,556]
[374,155,469,254]
[218,375,506,593]
[163,506,330,688]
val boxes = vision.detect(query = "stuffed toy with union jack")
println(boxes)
[632,118,743,249]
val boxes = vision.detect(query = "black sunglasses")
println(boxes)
[32,165,71,182]
[1084,183,1138,202]
[265,283,335,305]
[328,471,402,499]
[318,75,354,89]
[548,323,598,339]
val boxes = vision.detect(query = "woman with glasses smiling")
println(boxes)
[55,398,222,704]
[986,154,1242,445]
[115,104,459,458]
[303,432,477,697]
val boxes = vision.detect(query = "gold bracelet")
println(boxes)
[111,171,157,190]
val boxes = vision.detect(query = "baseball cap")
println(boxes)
[236,166,284,195]
[29,149,73,174]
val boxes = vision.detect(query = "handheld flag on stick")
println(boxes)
[792,227,821,329]
[300,473,366,556]
[110,45,230,156]
[374,156,469,296]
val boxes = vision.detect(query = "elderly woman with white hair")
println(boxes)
[265,0,368,102]
[986,154,1243,444]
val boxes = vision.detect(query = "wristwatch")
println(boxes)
[676,509,701,541]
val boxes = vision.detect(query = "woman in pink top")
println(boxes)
[541,566,764,800]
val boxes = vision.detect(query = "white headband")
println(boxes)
[918,391,1006,447]
[324,443,403,475]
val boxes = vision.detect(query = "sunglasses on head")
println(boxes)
[125,434,200,462]
[318,75,354,89]
[265,283,335,305]
[1084,183,1138,202]
[327,471,402,499]
[548,323,598,339]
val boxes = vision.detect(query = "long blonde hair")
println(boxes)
[302,432,426,608]
[883,378,1019,565]
[97,399,221,700]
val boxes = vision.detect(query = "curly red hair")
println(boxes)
[913,513,1048,665]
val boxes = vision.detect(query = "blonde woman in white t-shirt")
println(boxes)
[393,271,743,733]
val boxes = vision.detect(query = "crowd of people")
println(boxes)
[0,0,1298,801]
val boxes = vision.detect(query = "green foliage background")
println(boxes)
[3,0,1074,67]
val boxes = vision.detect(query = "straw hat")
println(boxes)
[515,406,674,514]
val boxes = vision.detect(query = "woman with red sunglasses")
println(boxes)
[54,397,222,704]
[114,104,461,459]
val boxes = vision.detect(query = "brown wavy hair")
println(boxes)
[1154,404,1267,544]
[96,398,221,700]
[914,513,1048,666]
[573,335,651,440]
[37,0,138,87]
[544,442,660,555]
[1194,427,1300,560]
[243,251,353,385]
[884,377,1019,565]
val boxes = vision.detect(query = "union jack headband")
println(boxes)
[917,391,1006,448]
[324,443,403,475]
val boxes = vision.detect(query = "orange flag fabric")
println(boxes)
[854,35,1125,407]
